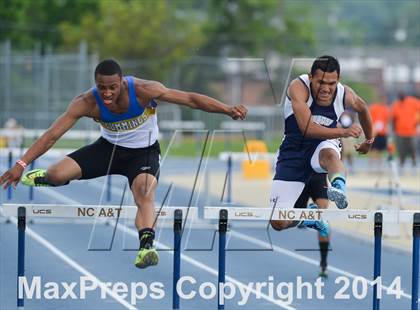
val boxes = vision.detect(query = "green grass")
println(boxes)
[23,137,88,149]
[19,135,373,159]
[160,136,281,157]
[21,136,282,157]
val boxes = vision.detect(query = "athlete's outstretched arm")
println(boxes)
[289,79,361,140]
[137,80,247,120]
[344,86,374,154]
[0,95,89,188]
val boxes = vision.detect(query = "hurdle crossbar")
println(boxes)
[1,204,197,220]
[208,207,420,310]
[5,204,189,310]
[205,206,418,223]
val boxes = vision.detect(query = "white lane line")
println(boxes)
[231,230,415,301]
[37,182,416,302]
[4,168,415,304]
[34,187,296,309]
[80,179,417,301]
[3,156,415,305]
[118,222,295,309]
[6,216,137,310]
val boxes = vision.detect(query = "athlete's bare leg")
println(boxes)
[45,156,82,185]
[319,148,345,179]
[131,173,157,230]
[319,148,348,209]
[132,173,159,268]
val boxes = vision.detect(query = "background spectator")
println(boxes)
[369,98,391,172]
[391,92,420,168]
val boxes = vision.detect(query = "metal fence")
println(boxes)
[0,42,285,139]
[0,41,98,130]
[1,41,418,141]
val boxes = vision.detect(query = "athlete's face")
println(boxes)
[309,69,339,104]
[95,74,122,105]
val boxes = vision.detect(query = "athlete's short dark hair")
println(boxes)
[310,55,340,76]
[94,59,122,78]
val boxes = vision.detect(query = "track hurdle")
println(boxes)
[218,209,228,309]
[1,203,196,310]
[412,213,420,310]
[173,209,183,309]
[373,212,382,310]
[205,207,420,310]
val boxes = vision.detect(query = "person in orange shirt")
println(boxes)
[391,92,420,167]
[369,99,390,171]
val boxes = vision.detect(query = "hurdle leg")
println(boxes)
[227,156,232,204]
[412,213,420,310]
[373,212,382,310]
[173,209,182,310]
[17,207,26,309]
[218,209,228,310]
[8,151,13,200]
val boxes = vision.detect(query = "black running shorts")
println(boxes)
[294,173,328,209]
[67,137,160,187]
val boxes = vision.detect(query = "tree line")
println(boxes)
[1,0,417,76]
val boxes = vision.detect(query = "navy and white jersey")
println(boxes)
[92,76,159,148]
[274,74,346,182]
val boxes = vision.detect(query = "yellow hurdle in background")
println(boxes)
[0,136,7,148]
[241,139,271,179]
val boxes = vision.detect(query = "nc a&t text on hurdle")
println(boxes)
[278,210,322,221]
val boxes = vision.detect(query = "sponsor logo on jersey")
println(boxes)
[97,107,156,132]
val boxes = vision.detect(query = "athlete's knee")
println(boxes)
[134,194,154,209]
[132,174,157,194]
[46,165,70,185]
[46,157,81,185]
[319,149,339,167]
[315,198,329,209]
[132,179,155,205]
[270,220,290,231]
[133,189,153,205]
[132,182,151,198]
